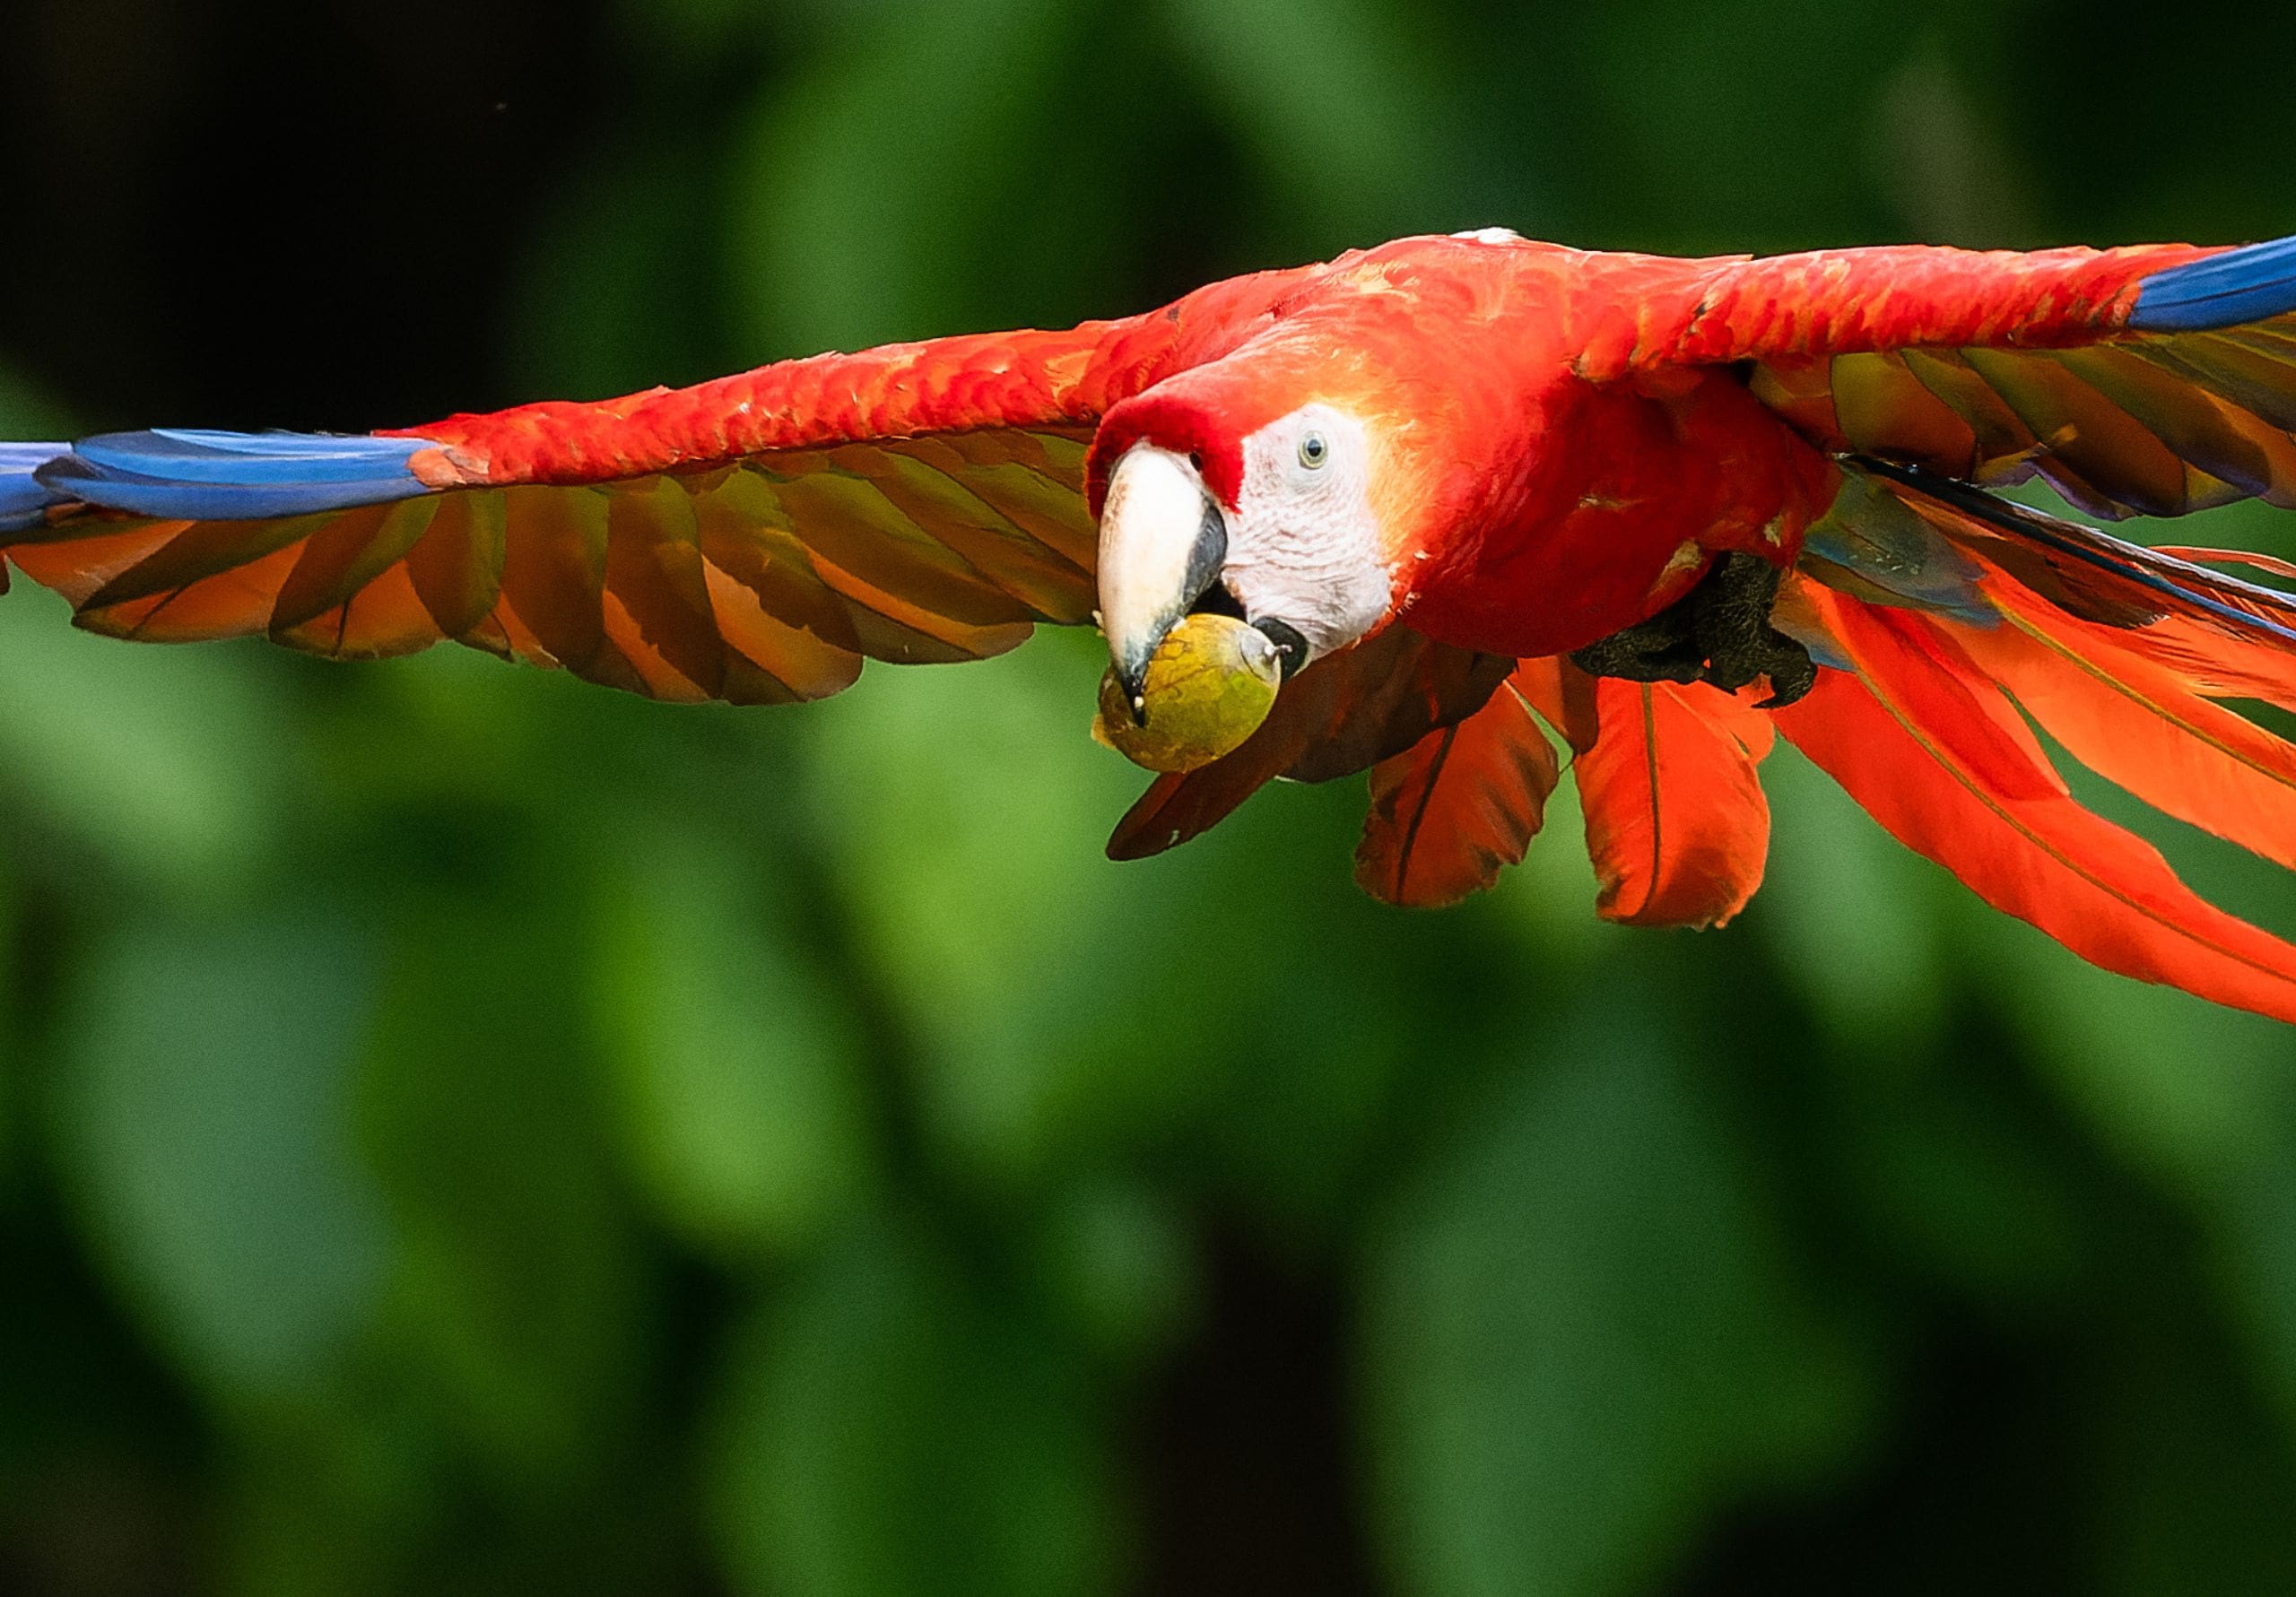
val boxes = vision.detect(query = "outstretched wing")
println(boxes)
[1620,234,2296,523]
[0,280,1289,704]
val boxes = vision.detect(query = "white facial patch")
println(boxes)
[1221,404,1391,664]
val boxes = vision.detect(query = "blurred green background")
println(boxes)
[5,1,2296,1592]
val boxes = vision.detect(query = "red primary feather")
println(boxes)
[1830,596,2067,803]
[1942,591,2296,872]
[1573,675,1775,929]
[1354,666,1562,908]
[1779,586,2296,1023]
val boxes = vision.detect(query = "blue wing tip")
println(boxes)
[23,430,434,522]
[2130,232,2296,334]
[0,443,72,534]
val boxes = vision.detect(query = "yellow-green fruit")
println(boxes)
[1094,614,1283,773]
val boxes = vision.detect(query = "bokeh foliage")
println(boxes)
[5,1,2296,1592]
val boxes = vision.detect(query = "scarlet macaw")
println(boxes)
[8,230,2296,1019]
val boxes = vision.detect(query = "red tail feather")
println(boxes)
[1355,666,1562,908]
[1574,676,1774,930]
[1779,585,2296,1023]
[1943,596,2296,872]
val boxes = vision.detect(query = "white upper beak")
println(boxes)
[1095,444,1228,716]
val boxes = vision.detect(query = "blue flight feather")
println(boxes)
[32,430,434,521]
[0,443,71,534]
[2129,233,2296,333]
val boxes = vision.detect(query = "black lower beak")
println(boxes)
[1251,617,1309,681]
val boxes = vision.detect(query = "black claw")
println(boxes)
[1570,550,1816,709]
[1752,644,1818,708]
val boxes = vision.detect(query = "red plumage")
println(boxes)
[1777,585,2296,1024]
[1945,589,2296,872]
[13,229,2296,1020]
[1575,677,1775,931]
[1354,664,1563,909]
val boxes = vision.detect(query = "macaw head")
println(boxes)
[1086,342,1447,719]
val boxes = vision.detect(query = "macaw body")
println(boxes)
[10,229,2296,1020]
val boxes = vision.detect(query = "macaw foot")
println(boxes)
[1570,551,1817,708]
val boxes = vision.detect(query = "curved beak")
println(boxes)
[1095,444,1228,724]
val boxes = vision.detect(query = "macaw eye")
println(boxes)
[1298,431,1328,470]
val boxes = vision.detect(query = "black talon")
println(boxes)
[1748,635,1818,709]
[1569,550,1817,708]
